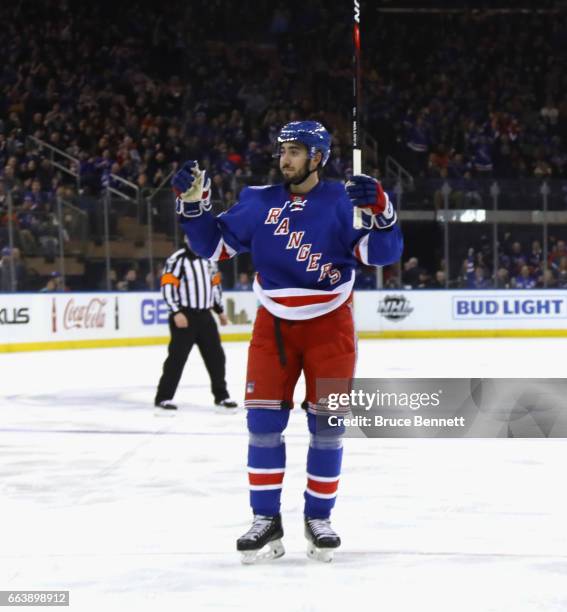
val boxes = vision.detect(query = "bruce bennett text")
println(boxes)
[328,415,466,428]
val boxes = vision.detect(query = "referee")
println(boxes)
[154,238,237,411]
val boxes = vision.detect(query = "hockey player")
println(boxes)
[172,120,403,563]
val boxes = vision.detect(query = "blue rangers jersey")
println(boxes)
[180,180,403,320]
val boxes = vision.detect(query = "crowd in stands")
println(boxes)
[0,244,164,292]
[1,1,566,291]
[368,9,567,184]
[394,232,567,290]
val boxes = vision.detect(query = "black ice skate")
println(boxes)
[304,517,341,563]
[237,514,285,564]
[215,398,238,412]
[154,400,178,414]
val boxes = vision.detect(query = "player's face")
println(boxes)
[279,142,311,182]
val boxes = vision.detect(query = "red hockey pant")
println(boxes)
[245,301,357,410]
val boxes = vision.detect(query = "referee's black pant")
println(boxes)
[155,309,229,405]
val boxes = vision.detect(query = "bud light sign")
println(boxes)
[453,295,567,319]
[141,299,169,325]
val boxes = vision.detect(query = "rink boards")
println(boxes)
[1,290,567,352]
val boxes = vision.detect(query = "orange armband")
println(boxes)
[161,273,180,287]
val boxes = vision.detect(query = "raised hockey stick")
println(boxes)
[352,0,364,229]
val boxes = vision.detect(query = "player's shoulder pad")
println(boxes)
[238,184,284,205]
[246,184,273,191]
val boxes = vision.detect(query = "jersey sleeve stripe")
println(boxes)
[354,233,370,265]
[211,237,237,262]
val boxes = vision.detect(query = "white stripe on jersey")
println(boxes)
[161,248,222,311]
[252,271,355,321]
[355,234,370,265]
[187,259,199,307]
[210,236,237,262]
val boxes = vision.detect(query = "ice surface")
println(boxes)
[1,338,567,611]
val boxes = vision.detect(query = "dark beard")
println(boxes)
[283,160,314,186]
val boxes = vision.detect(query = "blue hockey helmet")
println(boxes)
[277,121,331,167]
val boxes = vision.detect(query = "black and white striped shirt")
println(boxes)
[161,248,223,313]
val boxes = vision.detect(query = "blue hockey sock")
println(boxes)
[248,434,285,516]
[247,409,290,517]
[304,413,344,519]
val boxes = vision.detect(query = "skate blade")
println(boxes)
[154,409,177,417]
[214,405,238,415]
[306,543,335,563]
[240,539,285,565]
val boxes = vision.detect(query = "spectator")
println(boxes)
[405,116,430,176]
[117,267,146,291]
[509,241,527,277]
[0,247,27,291]
[430,270,446,289]
[384,276,401,289]
[463,248,475,288]
[16,196,40,255]
[549,240,567,272]
[39,271,66,292]
[538,268,557,289]
[473,267,490,289]
[402,257,420,288]
[0,199,20,248]
[461,172,483,207]
[428,144,450,177]
[556,257,567,289]
[541,98,559,127]
[494,267,511,289]
[514,265,536,289]
[416,269,432,289]
[463,247,489,289]
[528,240,543,276]
[37,215,66,260]
[234,272,253,291]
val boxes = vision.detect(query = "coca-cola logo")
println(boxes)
[63,298,107,329]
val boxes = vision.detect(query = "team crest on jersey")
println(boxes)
[266,198,342,286]
[289,195,307,212]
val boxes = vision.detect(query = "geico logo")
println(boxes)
[0,307,30,325]
[141,299,169,325]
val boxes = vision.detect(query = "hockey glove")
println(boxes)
[346,174,397,230]
[172,161,212,218]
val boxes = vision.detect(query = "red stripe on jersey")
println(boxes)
[354,245,362,262]
[249,472,284,486]
[307,478,339,495]
[218,244,231,261]
[271,293,338,307]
